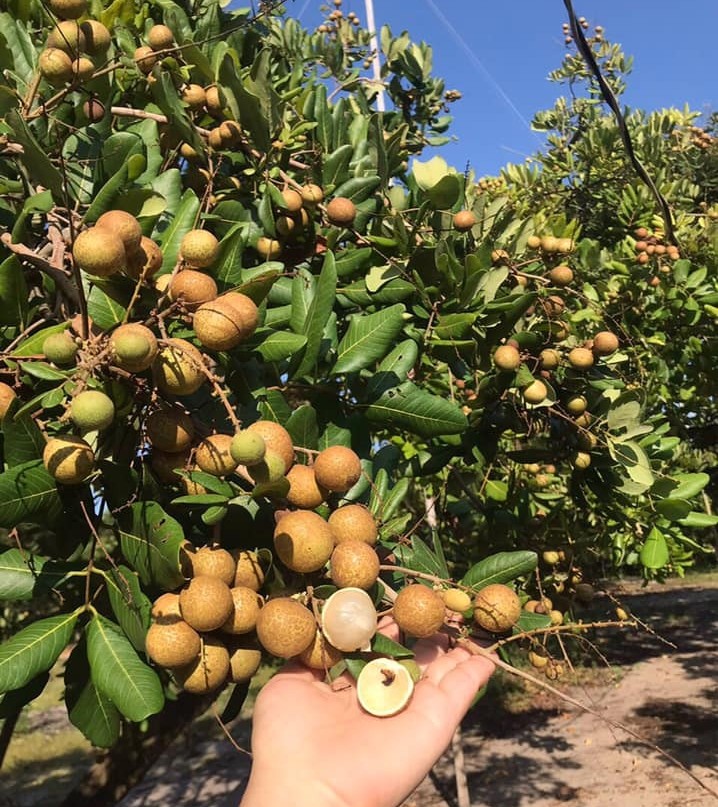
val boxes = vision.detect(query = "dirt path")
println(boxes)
[113,581,718,807]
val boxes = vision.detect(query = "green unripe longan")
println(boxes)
[230,430,267,466]
[43,331,78,366]
[70,390,115,432]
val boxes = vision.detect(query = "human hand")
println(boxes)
[240,621,495,807]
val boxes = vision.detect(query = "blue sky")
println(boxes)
[286,1,715,176]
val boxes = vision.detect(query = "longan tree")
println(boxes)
[0,2,715,804]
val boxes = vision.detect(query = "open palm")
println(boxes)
[240,625,495,807]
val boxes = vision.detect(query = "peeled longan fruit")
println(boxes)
[147,24,174,50]
[38,48,73,85]
[43,435,94,485]
[180,544,235,584]
[179,575,234,632]
[174,636,230,694]
[126,236,163,280]
[393,584,445,638]
[109,323,158,372]
[522,379,547,404]
[180,229,219,268]
[169,269,218,310]
[255,597,316,659]
[298,630,343,671]
[313,445,361,493]
[73,227,126,277]
[221,586,262,635]
[548,265,574,287]
[48,0,87,20]
[330,540,380,589]
[195,434,238,477]
[0,382,17,422]
[230,430,266,467]
[47,20,85,53]
[227,639,262,682]
[321,588,377,653]
[493,344,521,372]
[146,408,194,452]
[231,550,265,591]
[285,464,326,509]
[43,331,78,366]
[328,504,377,545]
[80,20,111,56]
[593,330,619,356]
[145,619,201,668]
[453,210,477,232]
[473,583,521,633]
[70,389,115,432]
[153,338,205,396]
[568,347,594,370]
[245,420,294,473]
[326,197,356,227]
[273,510,334,573]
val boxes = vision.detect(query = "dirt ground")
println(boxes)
[5,578,718,807]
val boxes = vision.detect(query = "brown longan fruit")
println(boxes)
[245,421,294,473]
[169,269,218,310]
[96,210,143,254]
[328,504,377,545]
[255,597,316,659]
[326,197,356,227]
[393,584,445,638]
[453,210,477,232]
[179,575,234,632]
[313,446,362,493]
[330,541,380,589]
[194,434,238,477]
[473,583,521,633]
[273,511,335,574]
[285,464,327,509]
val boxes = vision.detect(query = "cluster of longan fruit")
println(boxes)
[633,227,680,265]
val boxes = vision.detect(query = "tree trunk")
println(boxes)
[59,691,213,807]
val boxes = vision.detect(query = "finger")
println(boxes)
[421,644,474,685]
[436,654,496,718]
[376,615,400,642]
[413,632,451,671]
[271,661,323,684]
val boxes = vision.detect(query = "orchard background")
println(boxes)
[0,0,716,804]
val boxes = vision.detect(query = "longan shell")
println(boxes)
[298,631,343,671]
[285,464,327,509]
[231,550,265,591]
[145,619,201,668]
[96,210,142,254]
[330,541,380,590]
[221,587,263,635]
[169,269,218,310]
[246,421,294,473]
[179,575,234,632]
[174,637,230,694]
[328,504,377,546]
[146,408,195,453]
[255,598,316,659]
[192,298,246,351]
[393,584,446,638]
[195,434,238,477]
[180,544,235,584]
[473,584,521,633]
[326,197,356,227]
[153,338,205,396]
[313,446,362,493]
[0,382,17,421]
[109,323,158,372]
[73,227,125,277]
[273,511,334,573]
[43,436,94,485]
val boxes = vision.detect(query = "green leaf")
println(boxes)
[671,473,710,500]
[0,460,62,528]
[1,410,45,465]
[462,551,538,590]
[485,480,508,502]
[214,226,247,290]
[0,549,77,601]
[370,633,414,659]
[0,612,78,694]
[0,256,28,326]
[608,439,654,487]
[65,639,121,748]
[171,493,230,506]
[333,304,405,374]
[5,110,64,200]
[286,404,319,451]
[607,396,642,432]
[18,360,69,381]
[294,251,337,378]
[677,512,718,528]
[87,614,164,722]
[412,156,451,191]
[104,566,152,654]
[242,328,307,362]
[640,527,669,569]
[393,536,441,577]
[516,611,552,632]
[150,72,204,157]
[153,189,201,274]
[426,174,461,209]
[118,502,185,590]
[654,498,691,521]
[365,381,467,438]
[85,276,131,331]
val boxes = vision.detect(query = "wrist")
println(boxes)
[240,768,348,807]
